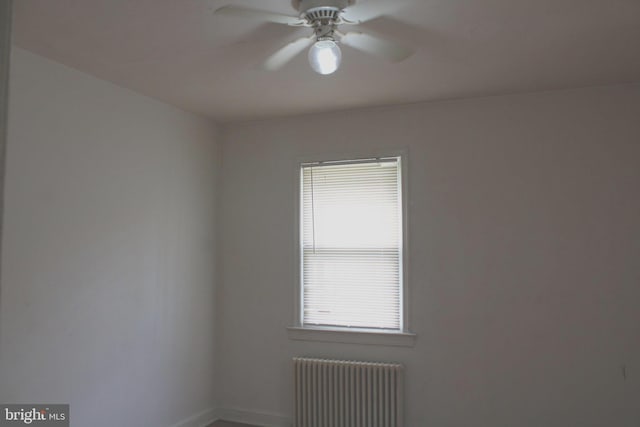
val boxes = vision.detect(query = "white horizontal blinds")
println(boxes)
[301,158,402,330]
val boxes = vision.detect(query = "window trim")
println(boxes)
[291,148,413,344]
[287,326,416,347]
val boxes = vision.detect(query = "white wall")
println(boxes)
[218,85,640,426]
[0,49,219,427]
[0,0,12,291]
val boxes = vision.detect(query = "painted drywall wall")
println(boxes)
[218,85,640,426]
[0,0,12,307]
[0,48,219,427]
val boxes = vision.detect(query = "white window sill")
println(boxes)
[287,326,416,347]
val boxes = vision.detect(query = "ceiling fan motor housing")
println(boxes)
[294,0,354,40]
[307,8,340,39]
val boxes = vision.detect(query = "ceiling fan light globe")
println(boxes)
[308,40,342,75]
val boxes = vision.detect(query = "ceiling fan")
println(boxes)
[214,0,416,75]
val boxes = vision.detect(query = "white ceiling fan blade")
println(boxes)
[214,5,305,26]
[341,0,416,24]
[262,36,315,71]
[339,32,414,62]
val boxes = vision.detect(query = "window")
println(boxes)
[299,156,404,331]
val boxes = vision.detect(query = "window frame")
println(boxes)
[289,149,415,346]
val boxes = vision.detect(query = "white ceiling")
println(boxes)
[12,0,640,122]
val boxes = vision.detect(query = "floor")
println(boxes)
[208,421,258,427]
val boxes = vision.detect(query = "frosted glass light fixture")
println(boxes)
[308,40,342,75]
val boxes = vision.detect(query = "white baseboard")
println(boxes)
[170,407,219,427]
[216,407,292,427]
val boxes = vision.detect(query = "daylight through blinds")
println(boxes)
[301,158,402,330]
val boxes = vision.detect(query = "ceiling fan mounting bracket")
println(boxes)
[292,0,355,15]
